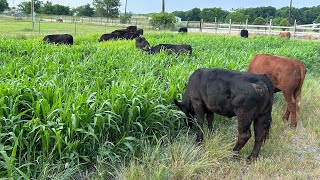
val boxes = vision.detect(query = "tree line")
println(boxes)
[1,0,320,25]
[2,0,121,18]
[173,6,320,25]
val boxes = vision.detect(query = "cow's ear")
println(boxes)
[174,99,184,110]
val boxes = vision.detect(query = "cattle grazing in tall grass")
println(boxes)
[240,29,249,38]
[99,26,143,42]
[248,54,307,127]
[43,34,73,45]
[279,31,291,39]
[178,27,188,33]
[174,68,274,159]
[135,36,192,55]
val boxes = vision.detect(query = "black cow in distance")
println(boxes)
[240,29,249,38]
[135,36,192,55]
[43,34,73,45]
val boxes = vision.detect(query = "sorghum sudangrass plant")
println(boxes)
[0,32,320,178]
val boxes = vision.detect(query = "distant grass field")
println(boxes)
[0,31,320,179]
[0,20,134,36]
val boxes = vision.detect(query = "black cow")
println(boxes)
[126,25,137,30]
[178,27,188,33]
[99,26,143,42]
[240,29,249,38]
[174,68,274,159]
[136,28,144,35]
[98,33,122,42]
[43,34,73,45]
[135,36,192,55]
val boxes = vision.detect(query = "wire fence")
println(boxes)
[1,14,320,39]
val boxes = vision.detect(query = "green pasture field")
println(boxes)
[0,31,320,179]
[0,20,136,36]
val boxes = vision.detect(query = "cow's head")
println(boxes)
[135,36,151,51]
[174,99,194,128]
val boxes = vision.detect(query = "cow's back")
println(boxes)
[248,54,305,91]
[185,68,272,117]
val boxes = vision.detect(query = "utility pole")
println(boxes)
[288,0,292,25]
[124,0,127,16]
[162,0,165,15]
[31,0,35,30]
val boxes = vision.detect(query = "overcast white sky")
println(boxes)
[9,0,320,13]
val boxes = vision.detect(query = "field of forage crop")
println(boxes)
[0,32,320,179]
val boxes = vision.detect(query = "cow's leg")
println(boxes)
[283,91,297,127]
[192,101,205,143]
[207,112,214,132]
[233,114,252,153]
[248,115,266,160]
[282,92,290,121]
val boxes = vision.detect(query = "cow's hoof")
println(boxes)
[282,114,289,121]
[290,123,297,128]
[195,139,203,145]
[247,154,257,161]
[232,152,241,160]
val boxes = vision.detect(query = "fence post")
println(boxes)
[293,19,297,38]
[215,17,217,33]
[74,20,77,34]
[269,19,272,35]
[200,19,203,32]
[245,18,248,29]
[229,19,232,34]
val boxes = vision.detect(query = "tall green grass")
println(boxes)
[0,33,319,179]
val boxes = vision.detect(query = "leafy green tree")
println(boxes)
[201,7,229,22]
[272,17,283,26]
[18,0,42,14]
[52,4,71,15]
[149,12,176,29]
[301,6,320,24]
[316,16,320,23]
[225,11,248,23]
[186,8,201,21]
[41,1,53,14]
[239,6,276,23]
[0,0,9,12]
[172,11,187,21]
[253,17,265,25]
[279,18,290,30]
[74,3,94,17]
[41,2,71,15]
[93,0,120,18]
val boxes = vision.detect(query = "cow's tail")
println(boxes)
[295,65,307,115]
[263,74,274,141]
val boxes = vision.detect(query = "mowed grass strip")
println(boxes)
[0,32,319,179]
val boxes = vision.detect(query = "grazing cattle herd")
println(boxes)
[42,26,307,159]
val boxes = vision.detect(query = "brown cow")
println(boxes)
[248,54,307,127]
[279,31,291,39]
